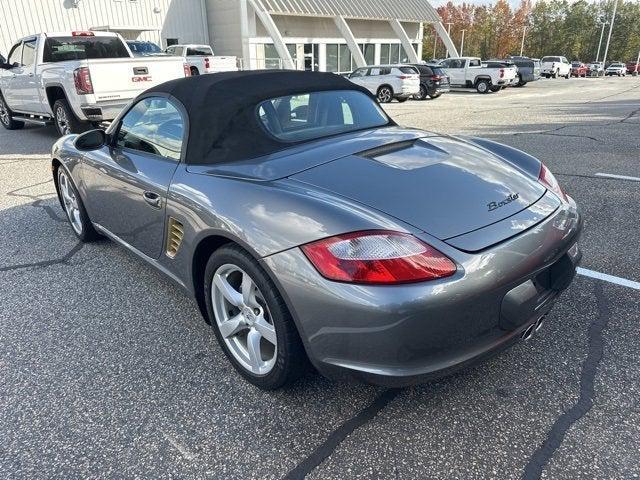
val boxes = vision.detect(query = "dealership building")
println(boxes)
[0,0,457,72]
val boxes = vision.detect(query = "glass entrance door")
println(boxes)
[303,44,319,71]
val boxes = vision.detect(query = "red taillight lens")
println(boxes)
[73,67,93,94]
[204,57,210,69]
[431,75,442,81]
[72,31,94,37]
[183,63,191,77]
[538,163,567,202]
[397,75,410,79]
[301,231,457,285]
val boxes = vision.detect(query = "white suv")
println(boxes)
[540,56,571,78]
[348,65,420,103]
[606,63,627,76]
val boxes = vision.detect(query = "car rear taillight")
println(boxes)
[204,57,210,70]
[499,68,504,78]
[396,75,411,79]
[73,67,93,95]
[301,231,457,285]
[72,31,94,37]
[183,63,191,77]
[538,163,567,202]
[431,75,442,81]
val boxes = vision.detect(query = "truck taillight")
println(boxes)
[183,63,191,77]
[204,57,210,70]
[73,67,94,95]
[499,68,504,78]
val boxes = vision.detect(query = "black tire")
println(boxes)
[489,85,501,92]
[476,79,490,94]
[0,93,25,130]
[429,93,441,99]
[396,97,409,103]
[203,244,307,390]
[415,84,428,100]
[376,86,393,103]
[55,165,100,242]
[190,67,199,76]
[53,98,90,136]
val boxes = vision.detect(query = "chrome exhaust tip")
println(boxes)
[520,323,536,341]
[534,316,545,333]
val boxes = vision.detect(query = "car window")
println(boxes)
[369,67,381,76]
[21,39,37,66]
[397,67,416,74]
[116,97,185,161]
[7,43,21,66]
[43,36,130,62]
[469,59,481,67]
[257,90,389,143]
[380,67,391,75]
[350,68,367,78]
[418,66,433,75]
[187,46,213,56]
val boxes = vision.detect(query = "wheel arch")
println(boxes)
[474,75,491,85]
[51,158,65,209]
[377,83,394,94]
[45,84,68,112]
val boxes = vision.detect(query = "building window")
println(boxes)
[360,43,375,65]
[264,44,281,68]
[326,44,339,73]
[339,44,352,73]
[166,38,179,47]
[380,44,390,64]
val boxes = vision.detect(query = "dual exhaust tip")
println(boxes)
[520,315,545,341]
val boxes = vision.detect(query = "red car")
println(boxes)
[626,61,640,74]
[571,62,588,77]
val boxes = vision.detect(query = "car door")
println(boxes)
[81,96,185,259]
[2,42,23,110]
[442,59,465,86]
[15,37,43,113]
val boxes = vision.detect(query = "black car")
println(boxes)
[409,64,450,100]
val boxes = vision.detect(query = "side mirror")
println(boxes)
[74,129,108,151]
[0,54,10,70]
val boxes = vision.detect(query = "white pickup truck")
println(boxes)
[540,56,571,79]
[164,44,238,75]
[438,57,517,93]
[0,31,190,135]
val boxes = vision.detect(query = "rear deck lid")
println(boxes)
[290,136,547,241]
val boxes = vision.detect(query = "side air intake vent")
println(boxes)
[166,217,184,258]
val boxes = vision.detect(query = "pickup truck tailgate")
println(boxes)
[87,57,185,102]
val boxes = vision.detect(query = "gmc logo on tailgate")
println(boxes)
[132,75,152,83]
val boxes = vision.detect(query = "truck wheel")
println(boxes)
[396,97,409,103]
[53,99,90,136]
[0,94,25,130]
[476,79,490,94]
[376,86,393,103]
[489,85,501,92]
[190,67,199,76]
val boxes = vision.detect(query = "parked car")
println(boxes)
[587,62,605,77]
[439,57,517,93]
[408,63,450,100]
[570,62,588,77]
[540,56,571,78]
[606,62,627,76]
[505,56,541,86]
[0,31,190,135]
[626,60,640,75]
[51,70,583,389]
[348,65,420,103]
[127,41,164,57]
[483,60,519,90]
[164,44,238,75]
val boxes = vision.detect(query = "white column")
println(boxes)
[247,0,295,69]
[388,19,420,63]
[433,21,459,58]
[333,15,366,68]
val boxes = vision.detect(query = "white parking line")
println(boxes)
[577,267,640,290]
[595,172,640,182]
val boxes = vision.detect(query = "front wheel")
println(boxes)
[56,166,99,242]
[489,85,501,92]
[396,97,409,103]
[204,245,307,390]
[414,84,428,100]
[376,86,393,103]
[53,99,90,136]
[0,94,25,130]
[476,79,490,93]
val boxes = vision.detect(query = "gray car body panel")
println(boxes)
[51,119,583,386]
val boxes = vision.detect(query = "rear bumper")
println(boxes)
[263,196,583,386]
[79,100,131,121]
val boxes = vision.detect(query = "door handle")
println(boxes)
[143,191,161,208]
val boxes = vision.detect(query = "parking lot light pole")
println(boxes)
[520,26,527,56]
[595,18,608,62]
[445,22,454,58]
[459,29,466,56]
[601,0,618,69]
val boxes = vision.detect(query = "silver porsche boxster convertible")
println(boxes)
[52,71,582,389]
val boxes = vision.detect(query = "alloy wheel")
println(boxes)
[211,264,277,375]
[0,97,9,126]
[55,105,71,136]
[377,87,392,103]
[58,169,83,235]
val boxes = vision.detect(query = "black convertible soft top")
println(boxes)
[145,70,391,165]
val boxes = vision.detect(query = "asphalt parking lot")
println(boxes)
[1,76,639,479]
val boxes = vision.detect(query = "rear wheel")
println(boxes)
[489,85,501,92]
[476,79,490,94]
[429,93,441,99]
[396,97,409,103]
[53,99,90,136]
[204,245,307,390]
[0,94,25,130]
[376,86,393,103]
[414,84,428,100]
[190,67,199,76]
